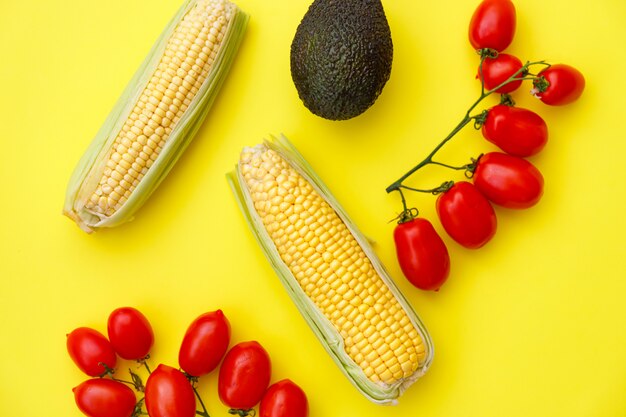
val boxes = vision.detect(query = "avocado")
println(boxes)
[290,0,393,121]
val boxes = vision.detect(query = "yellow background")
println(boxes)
[1,0,625,415]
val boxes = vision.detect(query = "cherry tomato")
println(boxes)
[107,307,154,360]
[179,309,231,377]
[67,327,117,377]
[478,53,523,93]
[218,341,272,411]
[482,104,548,157]
[469,0,516,51]
[473,152,544,209]
[260,379,309,417]
[436,181,497,249]
[393,217,450,291]
[73,378,136,417]
[145,364,196,417]
[533,64,585,105]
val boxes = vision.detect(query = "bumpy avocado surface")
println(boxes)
[290,0,393,121]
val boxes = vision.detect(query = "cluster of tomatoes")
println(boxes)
[67,307,309,417]
[393,0,585,291]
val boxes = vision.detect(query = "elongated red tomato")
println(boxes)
[482,105,548,157]
[145,364,196,417]
[179,309,231,377]
[478,53,523,93]
[73,378,136,417]
[218,341,271,411]
[533,64,585,105]
[260,379,309,417]
[107,307,154,360]
[473,152,544,209]
[67,327,117,377]
[469,0,516,51]
[436,182,497,249]
[393,217,450,291]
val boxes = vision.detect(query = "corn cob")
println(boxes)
[227,136,433,404]
[64,0,248,232]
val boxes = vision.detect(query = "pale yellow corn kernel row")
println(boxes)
[85,0,233,217]
[239,146,426,384]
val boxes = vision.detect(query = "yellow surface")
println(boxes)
[1,0,625,415]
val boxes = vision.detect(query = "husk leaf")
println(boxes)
[64,0,248,232]
[227,135,434,404]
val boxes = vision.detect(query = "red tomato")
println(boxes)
[179,309,231,377]
[473,152,544,209]
[67,327,117,377]
[218,341,272,411]
[145,364,196,417]
[436,182,497,249]
[260,379,309,417]
[482,105,548,157]
[73,378,136,417]
[107,307,154,360]
[478,53,523,93]
[533,64,585,105]
[393,217,450,291]
[469,0,516,51]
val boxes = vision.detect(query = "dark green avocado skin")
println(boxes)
[290,0,393,121]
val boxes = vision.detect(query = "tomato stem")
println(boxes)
[430,160,473,171]
[399,181,455,195]
[385,115,472,194]
[99,362,147,392]
[132,398,147,417]
[398,187,408,214]
[110,375,144,391]
[192,384,211,417]
[385,60,549,199]
[138,357,152,375]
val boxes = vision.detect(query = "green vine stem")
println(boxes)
[138,357,152,375]
[399,180,455,195]
[385,59,551,196]
[193,383,211,417]
[183,375,211,417]
[98,362,143,392]
[132,398,147,417]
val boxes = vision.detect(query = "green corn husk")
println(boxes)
[64,0,248,232]
[227,135,434,404]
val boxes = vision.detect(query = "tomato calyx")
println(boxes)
[98,362,116,378]
[531,75,550,94]
[431,181,455,195]
[393,207,419,224]
[464,154,484,178]
[473,109,489,129]
[184,372,199,384]
[228,408,256,417]
[499,93,515,106]
[477,48,499,59]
